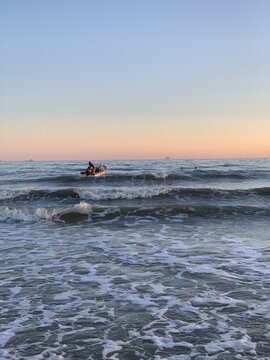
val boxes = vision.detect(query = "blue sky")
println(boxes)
[0,0,269,159]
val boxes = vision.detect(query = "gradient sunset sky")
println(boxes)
[1,0,269,160]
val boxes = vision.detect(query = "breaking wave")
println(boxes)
[1,186,269,202]
[1,201,269,224]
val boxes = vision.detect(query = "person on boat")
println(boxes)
[87,161,95,175]
[99,163,107,170]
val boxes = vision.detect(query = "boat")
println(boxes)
[81,165,107,177]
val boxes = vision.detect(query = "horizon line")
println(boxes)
[1,156,270,162]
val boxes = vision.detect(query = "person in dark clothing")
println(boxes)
[87,161,95,175]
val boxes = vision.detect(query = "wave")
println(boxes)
[1,186,269,203]
[0,202,114,223]
[75,186,270,201]
[0,188,80,201]
[1,202,269,224]
[4,169,268,186]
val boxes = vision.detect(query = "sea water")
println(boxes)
[0,158,270,359]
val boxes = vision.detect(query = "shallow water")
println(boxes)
[0,159,270,359]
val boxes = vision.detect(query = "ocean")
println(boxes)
[0,158,270,360]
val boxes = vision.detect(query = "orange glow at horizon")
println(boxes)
[1,116,269,161]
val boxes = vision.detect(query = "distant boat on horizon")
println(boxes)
[165,156,170,159]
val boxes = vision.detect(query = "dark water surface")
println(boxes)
[0,159,270,359]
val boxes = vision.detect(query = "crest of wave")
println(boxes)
[0,190,30,200]
[75,187,172,200]
[73,201,93,213]
[0,206,56,222]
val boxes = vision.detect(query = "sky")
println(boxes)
[0,0,269,160]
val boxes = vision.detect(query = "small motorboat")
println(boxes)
[81,164,107,177]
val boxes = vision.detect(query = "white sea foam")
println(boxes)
[212,332,257,355]
[0,202,95,222]
[181,322,210,332]
[187,263,241,280]
[0,189,30,200]
[0,206,55,222]
[74,201,93,213]
[102,340,125,359]
[75,186,173,200]
[34,348,65,360]
[35,207,54,220]
[0,206,33,222]
[150,283,167,294]
[192,291,242,306]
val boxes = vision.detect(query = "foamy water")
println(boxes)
[0,159,270,359]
